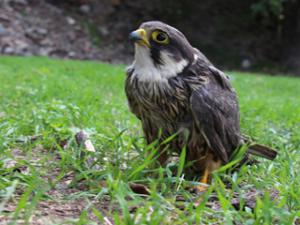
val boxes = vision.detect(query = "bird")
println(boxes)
[125,21,277,193]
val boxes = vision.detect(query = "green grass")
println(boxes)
[0,56,299,224]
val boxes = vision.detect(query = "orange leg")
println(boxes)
[192,167,210,207]
[193,167,210,193]
[192,156,222,194]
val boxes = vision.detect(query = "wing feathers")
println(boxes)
[190,66,240,163]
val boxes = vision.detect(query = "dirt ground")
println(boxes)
[0,0,131,64]
[1,140,280,224]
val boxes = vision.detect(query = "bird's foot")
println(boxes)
[192,184,209,207]
[192,167,210,194]
[192,184,209,195]
[192,167,210,206]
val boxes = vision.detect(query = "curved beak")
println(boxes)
[129,28,150,47]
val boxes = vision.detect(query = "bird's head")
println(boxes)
[129,21,196,81]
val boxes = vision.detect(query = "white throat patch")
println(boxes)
[130,46,188,82]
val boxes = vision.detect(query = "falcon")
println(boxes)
[125,21,277,192]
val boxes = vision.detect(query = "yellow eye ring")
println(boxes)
[152,30,169,44]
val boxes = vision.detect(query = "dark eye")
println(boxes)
[157,33,167,41]
[152,31,169,44]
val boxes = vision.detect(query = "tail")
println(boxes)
[247,144,277,160]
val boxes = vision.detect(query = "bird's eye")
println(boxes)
[152,31,169,44]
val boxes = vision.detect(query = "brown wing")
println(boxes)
[189,67,241,163]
